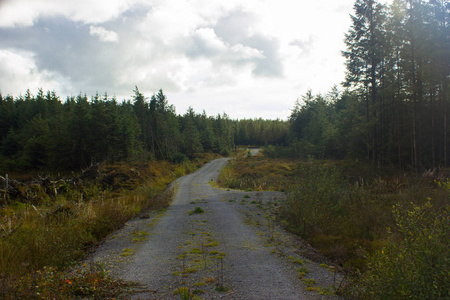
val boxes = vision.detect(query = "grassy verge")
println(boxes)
[217,153,296,192]
[0,157,210,298]
[217,152,449,298]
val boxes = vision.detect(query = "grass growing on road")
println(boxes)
[189,207,205,215]
[174,217,230,297]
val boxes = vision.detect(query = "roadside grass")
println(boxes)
[0,263,133,299]
[0,158,206,298]
[217,155,297,191]
[217,151,450,298]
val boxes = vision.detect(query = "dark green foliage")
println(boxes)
[282,163,345,237]
[234,118,288,146]
[285,0,450,169]
[351,201,450,299]
[181,107,203,158]
[0,88,240,171]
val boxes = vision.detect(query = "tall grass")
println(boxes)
[217,155,296,191]
[217,154,450,297]
[0,159,202,298]
[349,201,449,299]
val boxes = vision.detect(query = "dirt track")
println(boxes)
[91,158,342,299]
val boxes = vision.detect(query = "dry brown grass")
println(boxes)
[0,158,205,298]
[217,155,297,191]
[217,153,449,274]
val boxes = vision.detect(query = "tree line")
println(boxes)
[285,0,449,169]
[0,88,288,172]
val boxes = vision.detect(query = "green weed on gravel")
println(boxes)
[189,207,205,215]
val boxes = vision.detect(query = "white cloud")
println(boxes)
[0,0,384,119]
[0,49,70,95]
[0,0,143,27]
[89,26,119,42]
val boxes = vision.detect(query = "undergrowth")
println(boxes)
[217,151,450,298]
[347,201,449,299]
[217,154,296,191]
[0,263,132,299]
[0,158,205,298]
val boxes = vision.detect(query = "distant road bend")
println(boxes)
[92,157,341,299]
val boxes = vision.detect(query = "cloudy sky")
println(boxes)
[0,0,383,119]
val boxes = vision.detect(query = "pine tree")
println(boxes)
[343,0,387,162]
[181,107,203,158]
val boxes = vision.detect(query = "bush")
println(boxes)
[0,264,129,299]
[0,160,201,298]
[282,162,345,236]
[351,200,450,299]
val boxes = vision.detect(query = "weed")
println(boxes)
[131,230,149,242]
[204,241,219,247]
[120,248,134,256]
[193,281,206,287]
[215,256,226,291]
[215,286,229,292]
[173,286,192,299]
[189,207,204,215]
[296,267,309,273]
[190,248,202,254]
[288,257,304,265]
[317,286,335,295]
[302,278,316,286]
[204,277,215,284]
[182,267,198,274]
[193,288,205,294]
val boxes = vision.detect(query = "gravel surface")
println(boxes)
[90,158,344,299]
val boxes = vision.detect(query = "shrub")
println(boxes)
[351,200,450,299]
[0,264,129,299]
[282,162,345,237]
[0,160,201,298]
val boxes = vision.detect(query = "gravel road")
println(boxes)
[90,158,343,299]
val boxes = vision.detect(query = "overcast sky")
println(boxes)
[0,0,385,119]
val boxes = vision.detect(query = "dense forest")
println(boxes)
[284,0,449,170]
[1,0,449,172]
[0,88,288,172]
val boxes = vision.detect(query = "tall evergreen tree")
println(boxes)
[343,0,387,162]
